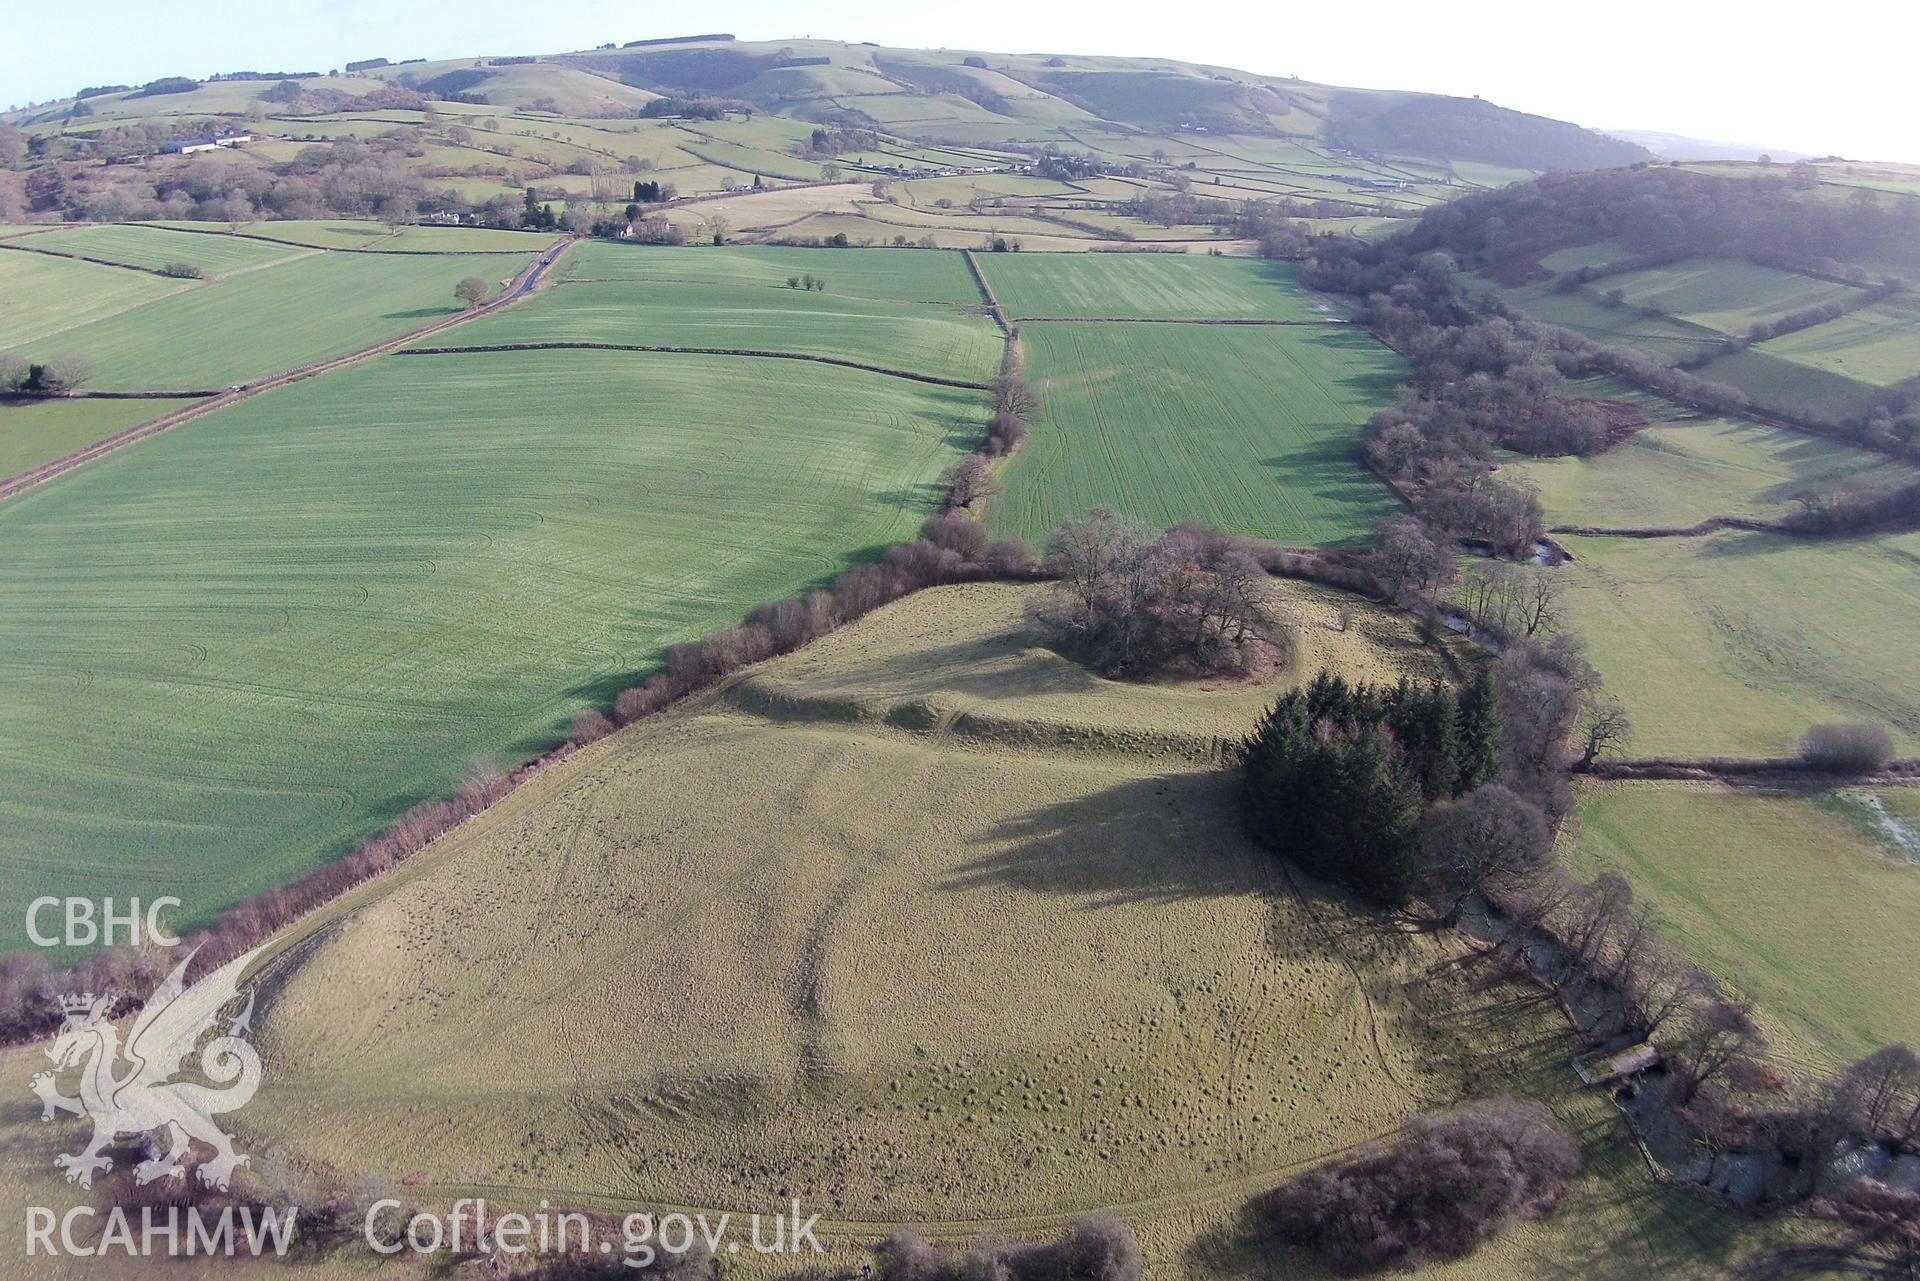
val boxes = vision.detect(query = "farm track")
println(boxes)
[0,238,577,504]
[396,341,992,390]
[412,1119,1409,1246]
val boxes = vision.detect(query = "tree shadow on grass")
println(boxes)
[939,771,1278,907]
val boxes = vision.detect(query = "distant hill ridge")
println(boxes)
[11,36,1649,174]
[553,38,1648,171]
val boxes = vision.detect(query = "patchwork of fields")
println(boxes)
[989,321,1403,547]
[1489,246,1920,422]
[0,348,976,952]
[0,217,1912,1279]
[1594,258,1863,335]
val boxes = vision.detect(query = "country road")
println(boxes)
[0,237,577,505]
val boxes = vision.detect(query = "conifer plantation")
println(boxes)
[1241,670,1502,905]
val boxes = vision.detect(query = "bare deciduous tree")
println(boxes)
[1418,783,1551,927]
[1678,996,1763,1104]
[1574,702,1632,770]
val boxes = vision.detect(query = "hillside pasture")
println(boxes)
[1555,531,1920,756]
[0,249,188,349]
[0,348,977,953]
[657,183,876,235]
[1490,279,1725,363]
[1502,417,1911,528]
[1569,782,1920,1063]
[234,582,1485,1225]
[976,252,1322,320]
[987,323,1402,547]
[1595,258,1863,335]
[1690,345,1889,421]
[11,249,536,390]
[1757,291,1920,387]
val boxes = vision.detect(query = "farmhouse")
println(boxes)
[162,132,253,155]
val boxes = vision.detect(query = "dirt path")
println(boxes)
[0,238,577,505]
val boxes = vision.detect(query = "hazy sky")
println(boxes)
[5,0,1914,161]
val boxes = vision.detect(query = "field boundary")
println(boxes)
[1547,515,1779,538]
[962,248,1011,335]
[1010,315,1351,326]
[1585,756,1920,785]
[3,389,220,402]
[0,239,576,502]
[144,220,564,255]
[0,236,195,278]
[395,340,994,389]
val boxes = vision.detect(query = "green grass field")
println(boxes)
[1501,417,1911,528]
[152,219,405,250]
[12,250,534,390]
[976,253,1323,320]
[1569,782,1920,1064]
[0,396,198,481]
[1596,258,1863,335]
[360,225,568,253]
[986,323,1403,547]
[0,348,977,954]
[0,249,188,349]
[8,224,315,275]
[1557,530,1920,756]
[1689,345,1889,421]
[1489,280,1726,363]
[146,220,561,253]
[427,276,1003,383]
[1758,292,1920,387]
[559,240,990,306]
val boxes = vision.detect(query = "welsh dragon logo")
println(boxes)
[30,945,265,1191]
